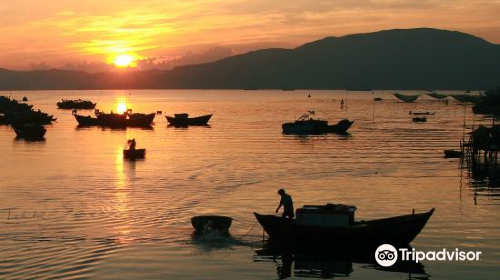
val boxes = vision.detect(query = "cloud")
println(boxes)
[136,46,233,70]
[0,0,500,70]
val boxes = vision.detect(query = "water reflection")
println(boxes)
[190,231,244,253]
[464,156,500,204]
[114,147,132,243]
[254,243,429,279]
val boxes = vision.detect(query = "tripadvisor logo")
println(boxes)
[375,244,482,267]
[375,244,398,267]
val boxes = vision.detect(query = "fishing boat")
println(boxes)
[393,93,420,103]
[74,114,100,126]
[425,92,448,99]
[444,150,463,158]
[57,99,96,109]
[282,112,353,134]
[191,215,233,234]
[254,204,434,249]
[374,97,383,102]
[412,117,427,122]
[123,149,146,159]
[127,113,156,127]
[451,94,480,103]
[409,111,435,115]
[96,112,127,127]
[75,112,155,127]
[166,113,212,126]
[13,123,46,140]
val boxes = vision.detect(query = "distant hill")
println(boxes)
[1,28,499,90]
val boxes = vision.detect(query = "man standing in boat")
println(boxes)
[129,139,136,150]
[276,189,294,219]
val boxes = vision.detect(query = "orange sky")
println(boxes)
[0,0,499,71]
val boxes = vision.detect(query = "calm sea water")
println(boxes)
[0,90,499,280]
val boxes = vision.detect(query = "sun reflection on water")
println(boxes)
[115,146,133,242]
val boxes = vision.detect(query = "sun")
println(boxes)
[113,54,135,67]
[116,102,128,114]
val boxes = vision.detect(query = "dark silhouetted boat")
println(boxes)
[444,150,463,158]
[123,149,146,159]
[96,112,127,127]
[166,113,212,126]
[57,99,96,109]
[374,97,383,102]
[409,111,435,115]
[74,114,100,126]
[13,123,46,140]
[75,112,155,127]
[451,94,480,103]
[393,93,420,102]
[254,204,434,249]
[191,215,233,234]
[0,113,6,125]
[412,117,427,122]
[127,113,156,127]
[282,112,353,134]
[425,92,448,99]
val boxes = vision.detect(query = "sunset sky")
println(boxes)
[1,0,499,71]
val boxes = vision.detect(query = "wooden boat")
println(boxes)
[374,97,383,102]
[123,149,146,159]
[393,93,420,103]
[426,92,448,99]
[282,112,353,134]
[96,112,127,127]
[57,99,96,110]
[13,123,46,140]
[0,113,6,125]
[191,215,233,234]
[409,111,435,115]
[444,150,463,158]
[75,112,155,128]
[166,113,212,126]
[74,114,100,126]
[451,94,480,103]
[254,205,434,249]
[127,113,156,127]
[324,119,354,133]
[412,117,427,122]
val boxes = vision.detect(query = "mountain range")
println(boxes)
[1,28,499,90]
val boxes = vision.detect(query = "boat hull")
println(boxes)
[127,113,156,127]
[393,93,420,103]
[166,114,212,126]
[254,208,434,249]
[123,149,146,159]
[13,124,46,140]
[74,114,100,126]
[75,113,155,128]
[282,119,353,135]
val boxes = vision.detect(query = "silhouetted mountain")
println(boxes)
[1,28,499,90]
